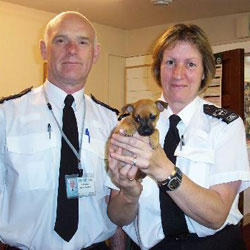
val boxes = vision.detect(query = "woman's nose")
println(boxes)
[173,64,185,79]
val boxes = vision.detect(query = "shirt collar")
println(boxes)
[159,93,201,130]
[44,80,84,111]
[178,97,200,128]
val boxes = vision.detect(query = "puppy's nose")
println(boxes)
[138,126,154,136]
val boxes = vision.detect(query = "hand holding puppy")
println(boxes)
[109,99,169,182]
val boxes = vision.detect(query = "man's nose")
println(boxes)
[66,41,77,55]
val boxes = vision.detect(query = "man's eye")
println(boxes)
[79,40,89,46]
[80,41,86,45]
[150,114,156,120]
[55,38,64,44]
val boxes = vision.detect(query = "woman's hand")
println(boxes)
[108,143,142,200]
[109,132,175,182]
[107,141,143,226]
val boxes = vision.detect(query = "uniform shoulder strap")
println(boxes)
[0,86,32,104]
[203,104,239,124]
[90,94,120,115]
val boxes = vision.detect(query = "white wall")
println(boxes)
[0,1,127,105]
[126,13,250,57]
[0,1,54,95]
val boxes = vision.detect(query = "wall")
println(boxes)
[85,23,127,105]
[0,0,250,218]
[0,1,54,95]
[1,2,250,106]
[0,1,127,105]
[126,13,250,57]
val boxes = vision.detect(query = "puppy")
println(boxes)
[113,99,168,179]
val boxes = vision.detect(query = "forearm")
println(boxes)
[108,189,139,226]
[168,175,240,229]
[109,227,127,250]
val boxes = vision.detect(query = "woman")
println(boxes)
[106,24,250,250]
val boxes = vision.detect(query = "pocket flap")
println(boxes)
[81,134,106,159]
[176,146,214,164]
[7,132,56,154]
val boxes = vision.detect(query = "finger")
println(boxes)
[108,159,119,177]
[110,152,133,166]
[127,166,139,180]
[132,132,150,143]
[111,134,142,149]
[109,145,115,153]
[119,164,132,176]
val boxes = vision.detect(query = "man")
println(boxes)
[0,11,123,250]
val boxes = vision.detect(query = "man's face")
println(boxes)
[41,14,99,92]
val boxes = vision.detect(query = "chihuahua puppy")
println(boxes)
[113,99,168,179]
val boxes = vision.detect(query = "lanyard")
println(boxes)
[43,87,86,173]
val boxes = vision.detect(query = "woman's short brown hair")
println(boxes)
[152,24,215,93]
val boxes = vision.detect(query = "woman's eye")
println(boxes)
[187,62,196,68]
[166,60,175,66]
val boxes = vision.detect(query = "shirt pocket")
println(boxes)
[81,134,109,195]
[176,146,214,164]
[81,134,106,160]
[5,132,57,191]
[175,131,214,188]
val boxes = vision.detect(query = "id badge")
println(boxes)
[77,173,95,197]
[65,174,78,199]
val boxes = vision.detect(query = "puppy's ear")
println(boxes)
[155,100,168,112]
[121,104,134,114]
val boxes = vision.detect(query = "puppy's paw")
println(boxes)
[149,130,160,149]
[149,140,159,150]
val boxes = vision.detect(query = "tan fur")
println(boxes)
[113,99,168,179]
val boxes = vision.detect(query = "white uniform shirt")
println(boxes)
[105,96,250,249]
[0,81,117,250]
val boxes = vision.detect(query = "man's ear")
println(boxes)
[93,43,100,64]
[40,40,47,60]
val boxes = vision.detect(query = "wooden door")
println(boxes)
[216,49,245,214]
[0,242,5,250]
[216,49,245,119]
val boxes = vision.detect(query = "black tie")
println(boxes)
[160,114,188,236]
[54,94,79,242]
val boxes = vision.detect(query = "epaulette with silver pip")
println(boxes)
[0,86,32,104]
[91,94,120,115]
[203,104,239,124]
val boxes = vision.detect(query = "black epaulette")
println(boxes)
[118,113,130,121]
[0,86,32,104]
[91,94,120,115]
[203,104,239,124]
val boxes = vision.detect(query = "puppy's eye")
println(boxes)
[150,114,157,120]
[135,115,140,123]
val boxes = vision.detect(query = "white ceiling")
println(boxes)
[2,0,250,30]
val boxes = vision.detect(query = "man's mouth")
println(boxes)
[62,62,81,65]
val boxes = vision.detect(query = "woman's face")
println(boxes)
[160,40,204,112]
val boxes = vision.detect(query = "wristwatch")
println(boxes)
[158,166,182,191]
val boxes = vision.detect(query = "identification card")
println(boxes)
[77,173,95,197]
[65,173,95,199]
[65,174,79,199]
